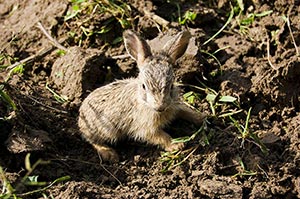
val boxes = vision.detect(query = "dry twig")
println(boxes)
[6,47,52,71]
[285,16,299,56]
[6,21,67,71]
[36,22,68,52]
[143,9,170,28]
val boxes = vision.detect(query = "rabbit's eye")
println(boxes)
[142,84,146,90]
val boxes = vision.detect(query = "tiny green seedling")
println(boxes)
[204,87,241,118]
[233,0,273,35]
[201,45,230,71]
[239,10,273,26]
[179,10,197,25]
[5,64,25,81]
[229,108,268,155]
[56,49,66,56]
[232,158,257,178]
[202,5,234,46]
[183,91,200,106]
[45,83,68,103]
[0,85,17,111]
[64,0,92,21]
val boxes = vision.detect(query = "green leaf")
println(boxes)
[179,10,197,25]
[219,95,237,103]
[183,91,193,99]
[11,64,24,75]
[72,4,80,11]
[255,10,273,17]
[206,93,217,103]
[27,176,39,183]
[56,49,66,56]
[241,17,254,26]
[25,153,32,172]
[183,91,197,104]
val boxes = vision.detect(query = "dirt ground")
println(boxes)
[1,0,300,198]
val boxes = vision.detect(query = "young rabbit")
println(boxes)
[78,30,204,162]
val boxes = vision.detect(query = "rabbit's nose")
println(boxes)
[155,106,165,112]
[154,103,167,112]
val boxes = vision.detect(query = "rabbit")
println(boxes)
[78,30,205,162]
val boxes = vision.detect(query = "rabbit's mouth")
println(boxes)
[154,107,166,112]
[152,104,170,113]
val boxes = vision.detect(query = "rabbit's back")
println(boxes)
[78,78,138,143]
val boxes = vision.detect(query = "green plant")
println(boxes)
[232,158,257,178]
[0,53,25,82]
[64,0,132,45]
[203,5,234,46]
[0,154,70,199]
[198,6,234,72]
[183,91,200,106]
[160,120,210,173]
[205,89,241,117]
[229,108,268,155]
[233,0,272,35]
[45,83,68,103]
[178,10,197,25]
[184,82,241,118]
[6,64,24,82]
[0,85,17,111]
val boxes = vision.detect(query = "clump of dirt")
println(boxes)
[1,0,300,198]
[50,46,107,106]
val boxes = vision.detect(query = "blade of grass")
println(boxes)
[202,5,234,46]
[242,107,252,138]
[0,85,17,110]
[218,109,243,118]
[0,166,15,196]
[45,83,68,103]
[17,176,71,197]
[200,50,222,67]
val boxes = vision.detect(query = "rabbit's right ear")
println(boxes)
[123,30,152,66]
[163,31,191,63]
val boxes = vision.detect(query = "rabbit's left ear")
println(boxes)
[123,30,152,66]
[163,31,191,63]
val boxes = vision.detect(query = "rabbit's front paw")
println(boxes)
[165,142,185,152]
[93,144,119,163]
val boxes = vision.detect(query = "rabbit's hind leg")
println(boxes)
[92,143,119,163]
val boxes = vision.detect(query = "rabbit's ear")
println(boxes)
[123,30,152,65]
[163,31,191,63]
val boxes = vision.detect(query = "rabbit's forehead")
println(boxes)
[140,58,174,90]
[143,74,172,91]
[144,56,173,74]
